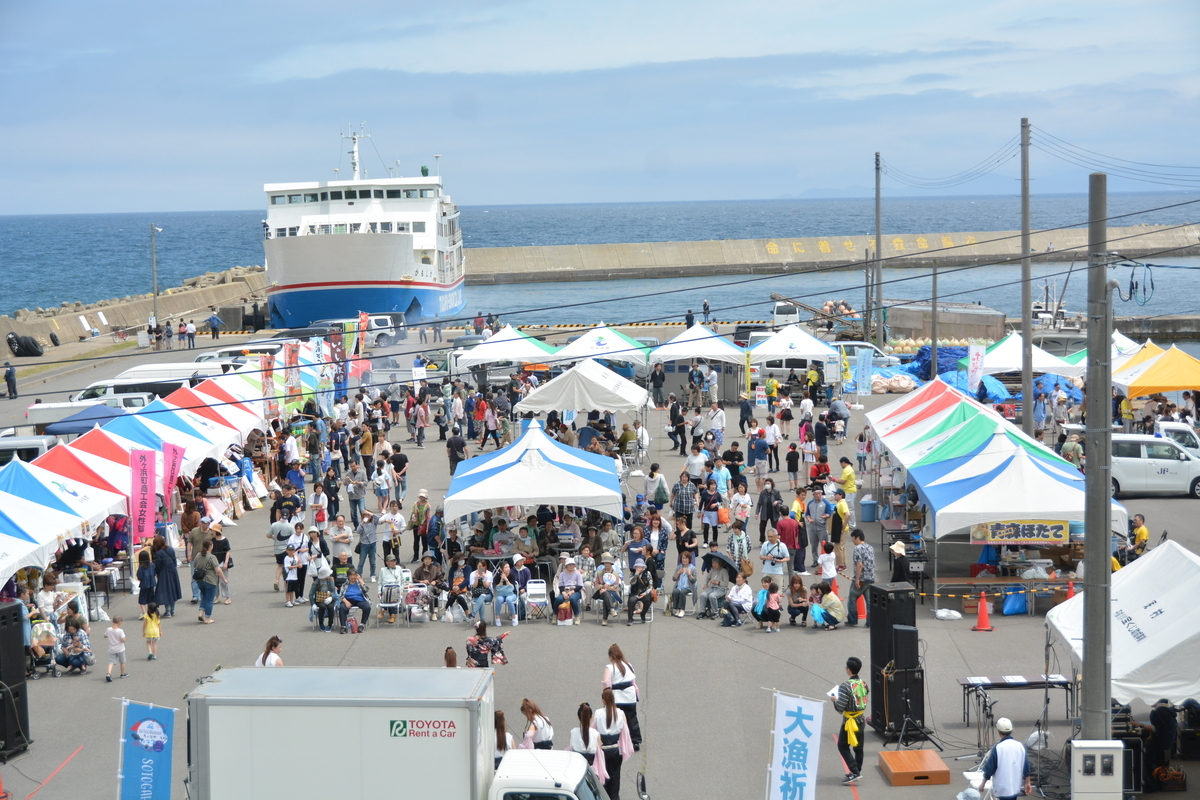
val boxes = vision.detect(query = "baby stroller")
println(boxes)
[28,620,59,679]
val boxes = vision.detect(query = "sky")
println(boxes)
[0,0,1197,214]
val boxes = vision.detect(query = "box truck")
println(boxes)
[184,667,608,800]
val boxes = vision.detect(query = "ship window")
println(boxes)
[421,189,435,198]
[275,228,287,238]
[288,227,299,237]
[386,189,402,199]
[395,222,409,233]
[320,192,329,201]
[329,191,343,200]
[307,225,316,234]
[380,222,392,233]
[288,194,302,204]
[350,223,361,233]
[404,189,418,198]
[372,189,382,199]
[304,193,318,203]
[333,223,347,234]
[271,196,286,205]
[343,190,357,200]
[422,256,432,264]
[318,225,331,235]
[413,221,426,233]
[368,222,378,233]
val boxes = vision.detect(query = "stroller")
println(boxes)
[402,584,431,626]
[28,620,59,679]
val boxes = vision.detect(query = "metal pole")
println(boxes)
[875,153,884,348]
[863,249,872,343]
[1082,172,1111,741]
[930,265,938,375]
[151,223,159,325]
[1020,118,1033,435]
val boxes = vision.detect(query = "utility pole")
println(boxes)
[1082,172,1112,741]
[930,265,938,375]
[1020,118,1034,434]
[863,249,873,343]
[874,153,884,348]
[151,223,160,325]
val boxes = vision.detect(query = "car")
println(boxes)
[733,324,769,347]
[1155,421,1200,458]
[312,315,403,348]
[772,303,801,330]
[833,341,902,368]
[1110,433,1200,498]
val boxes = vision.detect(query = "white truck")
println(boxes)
[184,667,610,800]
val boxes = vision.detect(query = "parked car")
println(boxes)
[1154,421,1200,458]
[834,341,902,368]
[733,324,770,347]
[772,303,801,330]
[312,315,402,348]
[1110,433,1200,498]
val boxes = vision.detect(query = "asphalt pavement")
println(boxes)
[1,347,1195,799]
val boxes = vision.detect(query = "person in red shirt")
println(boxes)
[775,514,804,574]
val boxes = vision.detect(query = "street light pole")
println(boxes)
[151,223,160,325]
[1020,118,1034,435]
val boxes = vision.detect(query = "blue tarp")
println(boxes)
[901,346,969,382]
[43,404,127,435]
[935,370,1010,403]
[1012,373,1084,403]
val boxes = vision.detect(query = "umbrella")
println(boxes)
[701,550,739,580]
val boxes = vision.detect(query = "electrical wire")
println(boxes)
[881,137,1021,189]
[1031,137,1200,189]
[1033,126,1200,173]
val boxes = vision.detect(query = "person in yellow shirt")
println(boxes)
[1119,395,1134,433]
[1131,514,1149,555]
[790,487,808,520]
[829,457,858,526]
[765,374,780,412]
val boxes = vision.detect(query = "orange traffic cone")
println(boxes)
[972,591,994,632]
[856,593,867,621]
[1066,581,1075,599]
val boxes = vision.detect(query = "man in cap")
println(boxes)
[748,428,771,491]
[981,717,1031,799]
[3,362,16,399]
[626,559,653,626]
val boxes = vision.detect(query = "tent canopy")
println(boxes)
[443,421,622,520]
[1048,541,1200,704]
[43,404,128,435]
[956,333,1085,378]
[453,325,559,369]
[554,326,651,366]
[1113,345,1200,398]
[747,324,839,364]
[514,358,649,414]
[649,324,748,366]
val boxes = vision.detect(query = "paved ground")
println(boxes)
[2,341,1195,799]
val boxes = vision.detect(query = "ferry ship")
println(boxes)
[262,129,466,328]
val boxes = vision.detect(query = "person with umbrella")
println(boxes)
[697,550,735,619]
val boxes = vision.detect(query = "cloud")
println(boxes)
[904,72,955,84]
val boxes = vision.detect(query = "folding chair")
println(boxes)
[593,582,624,624]
[402,583,431,626]
[377,583,403,625]
[523,579,551,623]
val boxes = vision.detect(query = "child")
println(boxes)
[764,580,782,632]
[811,455,831,490]
[817,541,838,596]
[143,603,160,660]
[832,418,846,444]
[136,549,156,618]
[104,615,127,682]
[785,443,800,492]
[855,428,870,472]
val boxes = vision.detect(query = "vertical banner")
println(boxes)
[357,311,369,357]
[161,443,186,504]
[341,321,356,360]
[855,348,872,397]
[260,354,279,420]
[967,343,985,395]
[118,699,175,800]
[327,334,348,399]
[283,343,302,410]
[755,386,768,408]
[130,450,157,543]
[768,692,824,800]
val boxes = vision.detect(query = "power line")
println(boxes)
[1033,127,1200,172]
[881,137,1022,189]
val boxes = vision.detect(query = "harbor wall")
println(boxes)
[0,267,269,344]
[463,224,1200,284]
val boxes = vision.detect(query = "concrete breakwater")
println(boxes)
[0,266,268,344]
[463,224,1200,284]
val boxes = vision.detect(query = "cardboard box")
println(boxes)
[1051,589,1070,606]
[962,595,993,615]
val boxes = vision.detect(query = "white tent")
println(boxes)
[444,421,623,520]
[958,333,1085,378]
[1047,541,1200,704]
[514,358,649,414]
[649,324,748,365]
[746,324,839,364]
[554,326,651,366]
[453,325,559,369]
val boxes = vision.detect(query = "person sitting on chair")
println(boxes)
[625,560,653,626]
[338,570,371,633]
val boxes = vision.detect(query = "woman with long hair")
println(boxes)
[519,698,554,749]
[567,702,600,780]
[443,646,458,668]
[594,688,633,800]
[602,644,642,750]
[255,636,283,667]
[151,534,182,618]
[643,463,668,510]
[465,620,509,668]
[494,710,514,769]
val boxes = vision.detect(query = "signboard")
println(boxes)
[755,386,768,408]
[854,348,872,397]
[118,699,175,800]
[969,520,1069,545]
[411,366,428,382]
[283,342,302,409]
[967,343,985,395]
[260,355,279,420]
[357,311,369,357]
[768,691,824,800]
[161,443,186,504]
[130,450,157,543]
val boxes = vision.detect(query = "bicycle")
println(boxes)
[110,327,129,343]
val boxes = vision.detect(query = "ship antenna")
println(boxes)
[342,122,370,181]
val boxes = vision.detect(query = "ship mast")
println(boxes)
[342,123,370,180]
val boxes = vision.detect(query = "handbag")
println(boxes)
[717,507,731,525]
[84,652,97,666]
[354,542,362,555]
[314,507,327,524]
[192,557,208,583]
[653,480,669,506]
[739,557,755,578]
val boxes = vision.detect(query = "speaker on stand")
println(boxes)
[0,602,30,761]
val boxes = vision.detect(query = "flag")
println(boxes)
[967,343,985,394]
[118,700,174,800]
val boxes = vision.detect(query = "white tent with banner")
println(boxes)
[1048,541,1200,703]
[746,324,839,364]
[514,358,649,414]
[453,325,560,369]
[443,421,623,520]
[955,332,1085,378]
[553,326,652,366]
[649,324,748,365]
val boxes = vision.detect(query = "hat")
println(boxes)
[558,552,569,560]
[317,566,333,580]
[200,516,213,524]
[385,553,398,562]
[739,392,749,400]
[290,459,300,464]
[418,489,428,498]
[423,550,436,560]
[564,557,576,565]
[285,544,296,550]
[995,718,1013,733]
[632,558,646,569]
[757,428,766,437]
[889,541,907,557]
[512,553,526,564]
[833,488,846,496]
[636,494,644,501]
[307,526,320,534]
[601,553,615,564]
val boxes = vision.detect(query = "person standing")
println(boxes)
[669,471,697,530]
[845,529,874,627]
[982,718,1032,800]
[447,426,470,476]
[831,488,851,569]
[4,362,16,399]
[211,523,233,605]
[355,509,379,581]
[759,528,788,581]
[151,535,182,617]
[706,402,726,448]
[832,656,870,785]
[649,364,667,409]
[602,643,642,751]
[805,489,832,570]
[206,311,224,339]
[164,320,174,350]
[343,461,368,528]
[668,394,687,455]
[193,539,223,624]
[185,319,197,348]
[684,309,695,328]
[594,689,634,800]
[103,616,127,682]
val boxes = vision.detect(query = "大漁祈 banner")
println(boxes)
[768,691,824,800]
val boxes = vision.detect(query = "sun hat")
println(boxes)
[564,557,576,565]
[418,489,428,498]
[889,541,907,557]
[512,553,526,563]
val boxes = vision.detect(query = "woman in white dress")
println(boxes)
[593,688,633,800]
[494,710,515,769]
[567,703,601,783]
[602,644,641,750]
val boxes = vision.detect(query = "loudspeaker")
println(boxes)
[869,665,925,734]
[0,602,24,688]
[868,582,916,669]
[0,679,29,758]
[893,624,919,670]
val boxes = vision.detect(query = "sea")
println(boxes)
[1,192,1198,327]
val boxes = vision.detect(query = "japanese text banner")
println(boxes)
[130,450,157,543]
[161,443,186,503]
[119,700,174,800]
[769,692,824,800]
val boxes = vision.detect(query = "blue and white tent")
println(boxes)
[444,421,623,521]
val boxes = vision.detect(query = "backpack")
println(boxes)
[847,677,868,712]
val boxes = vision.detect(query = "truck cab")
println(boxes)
[492,751,606,800]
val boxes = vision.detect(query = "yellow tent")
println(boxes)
[1113,340,1164,374]
[1113,345,1200,397]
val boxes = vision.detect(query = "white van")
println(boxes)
[194,343,283,363]
[311,315,401,348]
[73,377,195,402]
[0,435,59,466]
[1154,421,1200,457]
[116,362,235,382]
[1110,433,1200,498]
[772,303,801,330]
